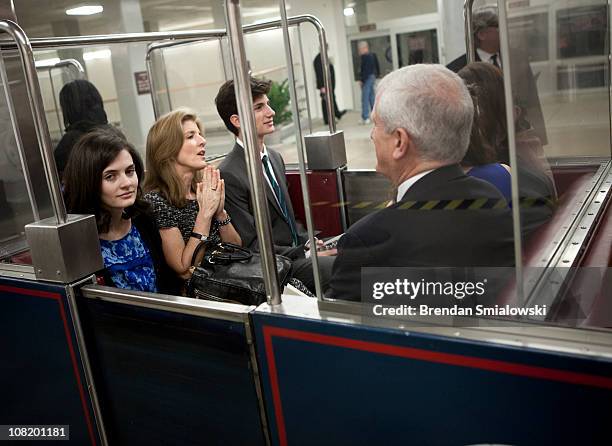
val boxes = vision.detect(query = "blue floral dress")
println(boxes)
[99,224,158,292]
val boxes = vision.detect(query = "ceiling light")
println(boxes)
[35,58,60,68]
[66,5,104,16]
[343,7,355,17]
[83,49,111,61]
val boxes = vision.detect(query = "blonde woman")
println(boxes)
[144,109,241,280]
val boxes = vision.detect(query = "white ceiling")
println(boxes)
[13,0,284,38]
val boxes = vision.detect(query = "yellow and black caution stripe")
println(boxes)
[311,196,556,211]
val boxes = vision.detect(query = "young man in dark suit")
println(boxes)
[328,64,515,301]
[215,78,335,293]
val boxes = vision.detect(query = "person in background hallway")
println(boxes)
[446,7,547,145]
[358,41,379,124]
[63,127,180,295]
[313,45,346,125]
[328,64,515,301]
[54,79,109,181]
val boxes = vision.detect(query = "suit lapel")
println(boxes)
[267,150,292,221]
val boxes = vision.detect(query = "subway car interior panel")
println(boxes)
[1,0,611,445]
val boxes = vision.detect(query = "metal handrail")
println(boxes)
[45,58,85,76]
[143,14,334,131]
[497,2,524,305]
[0,20,66,224]
[225,0,282,305]
[0,30,228,48]
[464,0,476,63]
[296,23,313,134]
[278,0,322,299]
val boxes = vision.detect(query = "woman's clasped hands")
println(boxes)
[196,165,226,219]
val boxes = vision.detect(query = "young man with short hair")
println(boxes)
[215,78,335,293]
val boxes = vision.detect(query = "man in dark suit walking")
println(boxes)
[215,78,335,292]
[328,64,515,301]
[313,46,345,126]
[447,7,547,145]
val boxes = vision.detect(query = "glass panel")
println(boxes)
[164,39,224,121]
[504,0,611,328]
[0,58,34,264]
[508,13,549,62]
[557,5,607,59]
[396,29,439,67]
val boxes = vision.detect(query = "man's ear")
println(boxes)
[392,128,411,160]
[229,114,240,130]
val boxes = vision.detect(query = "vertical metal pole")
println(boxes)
[66,279,110,446]
[317,22,335,133]
[225,0,282,305]
[296,23,312,134]
[336,166,348,231]
[219,37,230,81]
[47,67,63,135]
[464,0,476,63]
[498,1,524,306]
[278,0,322,299]
[145,49,160,118]
[160,49,172,111]
[0,20,67,224]
[609,0,612,160]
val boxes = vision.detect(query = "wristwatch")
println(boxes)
[190,231,211,243]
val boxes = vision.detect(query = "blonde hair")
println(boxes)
[144,108,204,207]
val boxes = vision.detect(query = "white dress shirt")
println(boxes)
[476,48,501,68]
[396,169,435,202]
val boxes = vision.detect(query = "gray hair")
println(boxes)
[473,7,499,42]
[375,64,474,163]
[358,41,369,50]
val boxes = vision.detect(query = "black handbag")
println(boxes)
[186,242,292,306]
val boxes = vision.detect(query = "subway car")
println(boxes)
[1,0,611,445]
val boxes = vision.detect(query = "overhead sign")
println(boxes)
[509,0,530,8]
[359,23,376,32]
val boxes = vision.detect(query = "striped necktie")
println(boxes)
[262,154,299,246]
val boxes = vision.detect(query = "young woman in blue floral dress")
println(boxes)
[63,127,180,294]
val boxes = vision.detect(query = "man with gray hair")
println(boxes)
[328,64,514,301]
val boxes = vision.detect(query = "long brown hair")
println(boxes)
[457,62,507,166]
[63,126,149,234]
[144,108,204,207]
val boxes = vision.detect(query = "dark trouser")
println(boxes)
[320,91,341,125]
[291,255,335,293]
